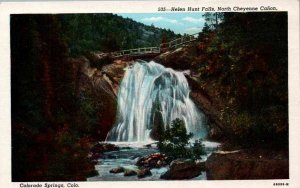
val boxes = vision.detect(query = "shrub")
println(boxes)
[158,118,206,159]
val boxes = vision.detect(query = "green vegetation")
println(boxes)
[158,118,205,159]
[193,12,288,147]
[59,14,180,56]
[11,15,98,181]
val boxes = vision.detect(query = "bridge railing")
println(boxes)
[111,32,200,58]
[160,32,199,50]
[111,47,160,58]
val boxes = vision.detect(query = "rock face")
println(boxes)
[69,55,134,140]
[154,45,197,70]
[160,159,202,180]
[206,150,289,179]
[109,167,124,174]
[185,75,226,140]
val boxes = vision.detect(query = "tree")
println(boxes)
[158,118,205,159]
[11,15,97,181]
[160,32,168,53]
[203,13,224,30]
[195,12,288,147]
[101,34,120,52]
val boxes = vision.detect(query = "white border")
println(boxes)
[0,1,299,188]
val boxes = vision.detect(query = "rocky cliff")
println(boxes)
[69,53,134,140]
[73,45,232,141]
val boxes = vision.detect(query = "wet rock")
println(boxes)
[195,160,206,171]
[137,168,152,178]
[133,157,141,164]
[109,167,124,173]
[160,159,202,180]
[91,143,119,154]
[157,160,163,166]
[124,169,137,176]
[150,110,164,140]
[136,153,168,169]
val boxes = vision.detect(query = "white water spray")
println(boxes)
[106,60,207,142]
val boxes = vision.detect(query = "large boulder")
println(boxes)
[109,167,124,174]
[109,166,152,178]
[91,143,119,153]
[206,150,289,179]
[136,153,168,169]
[154,45,197,70]
[90,143,119,160]
[124,169,137,176]
[137,168,152,178]
[160,159,202,180]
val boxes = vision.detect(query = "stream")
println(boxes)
[87,141,220,181]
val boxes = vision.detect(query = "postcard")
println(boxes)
[0,0,299,188]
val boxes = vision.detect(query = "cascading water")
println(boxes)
[106,60,207,142]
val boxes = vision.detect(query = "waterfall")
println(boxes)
[106,60,207,142]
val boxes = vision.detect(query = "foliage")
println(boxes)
[192,140,206,159]
[59,14,180,56]
[202,13,224,30]
[11,15,97,181]
[158,118,206,159]
[195,12,288,147]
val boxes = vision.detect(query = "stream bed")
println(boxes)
[87,141,220,181]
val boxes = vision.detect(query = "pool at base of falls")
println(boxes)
[87,141,220,181]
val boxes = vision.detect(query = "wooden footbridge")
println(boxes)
[111,32,200,58]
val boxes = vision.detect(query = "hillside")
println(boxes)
[59,13,180,56]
